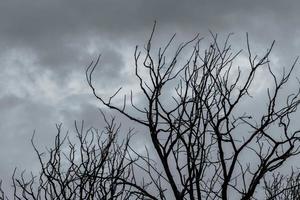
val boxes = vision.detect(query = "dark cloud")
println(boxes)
[0,0,298,76]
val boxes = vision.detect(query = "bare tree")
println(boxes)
[2,24,300,200]
[264,169,300,200]
[86,23,300,199]
[1,115,155,200]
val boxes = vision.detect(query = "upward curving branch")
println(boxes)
[2,25,300,200]
[86,26,300,199]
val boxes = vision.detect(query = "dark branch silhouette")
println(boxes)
[86,24,300,199]
[2,24,300,200]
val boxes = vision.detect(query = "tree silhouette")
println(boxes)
[264,170,300,199]
[2,24,300,199]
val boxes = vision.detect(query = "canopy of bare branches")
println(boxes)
[2,24,300,200]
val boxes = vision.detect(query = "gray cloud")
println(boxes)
[0,0,299,76]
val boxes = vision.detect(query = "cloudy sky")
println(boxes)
[1,0,300,191]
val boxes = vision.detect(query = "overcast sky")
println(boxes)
[1,0,300,191]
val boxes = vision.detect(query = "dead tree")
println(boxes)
[86,24,300,200]
[264,170,300,200]
[1,113,160,200]
[2,24,300,200]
